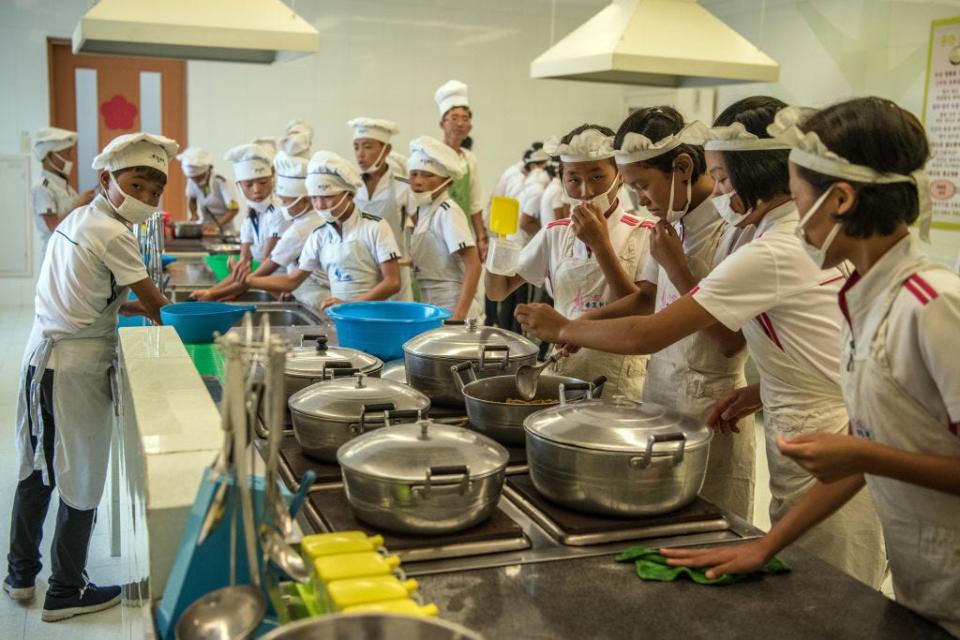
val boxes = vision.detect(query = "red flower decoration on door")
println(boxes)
[100,95,138,130]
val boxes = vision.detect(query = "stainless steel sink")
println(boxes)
[225,301,324,328]
[232,290,277,302]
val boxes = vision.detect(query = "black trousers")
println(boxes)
[497,283,529,333]
[7,367,96,598]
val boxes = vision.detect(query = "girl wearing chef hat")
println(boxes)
[405,135,483,321]
[486,124,654,400]
[224,142,282,276]
[435,80,489,260]
[349,117,414,301]
[280,119,314,160]
[516,99,887,588]
[245,150,401,311]
[666,98,959,635]
[5,132,175,621]
[31,127,95,255]
[193,152,328,306]
[176,146,240,234]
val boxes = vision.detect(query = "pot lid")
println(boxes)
[288,373,429,422]
[285,335,382,378]
[380,359,407,384]
[337,419,509,482]
[523,398,712,453]
[403,319,538,361]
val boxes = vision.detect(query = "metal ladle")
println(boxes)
[515,353,561,401]
[261,529,310,584]
[175,584,266,640]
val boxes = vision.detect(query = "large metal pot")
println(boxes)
[337,411,509,535]
[381,358,407,383]
[452,362,605,445]
[289,372,431,462]
[285,334,382,397]
[173,221,204,239]
[260,614,484,640]
[402,319,538,407]
[524,397,712,516]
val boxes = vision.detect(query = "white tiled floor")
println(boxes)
[0,306,123,638]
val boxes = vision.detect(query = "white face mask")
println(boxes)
[570,175,621,213]
[795,186,840,269]
[317,192,350,223]
[665,169,692,224]
[712,190,749,226]
[248,198,272,215]
[362,144,388,175]
[52,152,73,176]
[279,196,306,221]
[408,179,452,210]
[108,173,157,224]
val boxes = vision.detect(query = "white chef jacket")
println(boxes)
[459,148,484,215]
[299,207,400,299]
[493,161,523,197]
[186,173,238,230]
[239,201,280,263]
[354,168,408,256]
[692,202,848,415]
[269,210,325,270]
[34,194,147,348]
[406,197,476,289]
[539,178,564,228]
[32,169,79,252]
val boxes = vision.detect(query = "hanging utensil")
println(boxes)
[260,529,310,584]
[514,353,561,402]
[175,584,265,640]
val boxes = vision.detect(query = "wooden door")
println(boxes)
[47,38,188,219]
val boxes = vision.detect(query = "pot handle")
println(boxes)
[384,409,422,427]
[558,381,591,405]
[424,465,471,495]
[479,344,510,371]
[450,361,478,390]
[442,320,465,326]
[590,376,607,398]
[322,366,359,380]
[630,432,687,470]
[299,333,328,348]
[359,402,396,432]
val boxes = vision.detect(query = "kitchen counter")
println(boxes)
[417,547,951,639]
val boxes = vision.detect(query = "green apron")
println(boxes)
[447,161,476,237]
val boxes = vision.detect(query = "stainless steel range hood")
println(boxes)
[530,0,779,87]
[72,0,320,64]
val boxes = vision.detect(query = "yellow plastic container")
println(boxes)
[301,532,385,560]
[313,552,401,583]
[326,576,419,610]
[489,196,520,237]
[344,598,439,618]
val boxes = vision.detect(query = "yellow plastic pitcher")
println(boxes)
[344,598,440,617]
[326,576,419,610]
[301,532,384,560]
[489,196,520,237]
[313,551,401,583]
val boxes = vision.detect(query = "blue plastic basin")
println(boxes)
[325,301,452,360]
[160,302,256,344]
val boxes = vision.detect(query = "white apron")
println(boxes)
[642,231,756,522]
[745,318,887,588]
[320,238,380,302]
[842,259,959,635]
[547,226,647,400]
[294,272,330,311]
[408,205,482,320]
[356,180,413,302]
[15,294,125,511]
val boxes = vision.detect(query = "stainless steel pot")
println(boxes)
[403,319,538,407]
[452,362,605,446]
[289,372,431,462]
[524,397,712,516]
[285,334,382,397]
[337,411,509,535]
[381,358,407,384]
[173,221,204,239]
[260,614,485,640]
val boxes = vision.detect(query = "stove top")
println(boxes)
[305,486,530,563]
[504,474,728,547]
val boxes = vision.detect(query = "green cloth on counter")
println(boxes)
[615,546,790,586]
[184,342,225,379]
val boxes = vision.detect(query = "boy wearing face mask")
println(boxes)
[486,124,653,399]
[245,151,401,312]
[6,133,173,621]
[223,143,281,273]
[192,152,327,305]
[31,128,95,256]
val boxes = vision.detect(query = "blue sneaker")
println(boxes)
[41,583,121,622]
[3,575,35,602]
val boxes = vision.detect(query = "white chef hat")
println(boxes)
[273,151,309,198]
[279,132,312,159]
[386,151,409,178]
[699,121,791,152]
[306,150,363,197]
[225,143,275,181]
[251,136,278,155]
[544,128,615,163]
[348,117,399,144]
[406,136,466,179]
[435,80,470,118]
[527,148,551,164]
[285,119,313,139]
[92,132,179,176]
[768,105,933,241]
[176,146,213,177]
[33,127,77,161]
[614,121,709,165]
